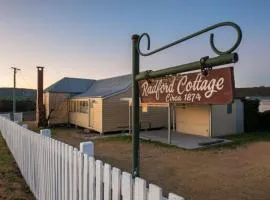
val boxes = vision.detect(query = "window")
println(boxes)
[227,104,232,114]
[80,101,88,113]
[69,100,89,113]
[70,101,72,112]
[69,101,75,112]
[73,101,76,112]
[72,101,76,112]
[76,101,80,112]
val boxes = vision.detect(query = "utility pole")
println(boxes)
[11,67,21,121]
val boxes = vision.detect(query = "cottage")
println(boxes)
[44,75,168,133]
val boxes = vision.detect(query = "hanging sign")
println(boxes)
[138,67,235,104]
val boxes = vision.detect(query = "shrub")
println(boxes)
[0,100,36,112]
[243,99,260,132]
[259,110,270,131]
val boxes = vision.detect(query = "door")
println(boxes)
[176,105,210,137]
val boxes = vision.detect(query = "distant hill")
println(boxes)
[0,88,36,101]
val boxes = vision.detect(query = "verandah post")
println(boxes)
[168,104,171,144]
[132,34,140,178]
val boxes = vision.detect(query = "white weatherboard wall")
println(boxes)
[211,100,243,137]
[0,116,184,200]
[235,100,244,133]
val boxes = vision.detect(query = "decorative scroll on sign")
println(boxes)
[138,67,235,104]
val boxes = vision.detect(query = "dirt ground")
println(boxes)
[0,133,35,200]
[27,122,270,200]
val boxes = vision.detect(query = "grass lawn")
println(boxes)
[225,131,270,144]
[0,133,35,200]
[208,132,270,150]
[85,131,270,151]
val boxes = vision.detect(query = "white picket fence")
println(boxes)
[0,116,184,200]
[0,112,23,122]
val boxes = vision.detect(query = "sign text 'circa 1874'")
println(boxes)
[138,67,235,104]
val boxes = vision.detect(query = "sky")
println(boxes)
[0,0,269,89]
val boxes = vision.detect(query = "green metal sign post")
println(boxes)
[131,21,242,178]
[132,34,140,178]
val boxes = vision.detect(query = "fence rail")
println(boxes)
[0,116,184,200]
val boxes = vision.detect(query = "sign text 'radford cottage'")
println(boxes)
[138,67,235,104]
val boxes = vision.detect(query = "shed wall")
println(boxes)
[102,88,168,133]
[102,90,131,132]
[235,100,244,133]
[69,112,88,128]
[44,92,70,125]
[211,100,243,137]
[140,106,168,129]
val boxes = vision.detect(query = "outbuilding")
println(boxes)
[172,100,244,137]
[139,67,245,138]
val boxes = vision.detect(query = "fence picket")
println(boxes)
[112,167,121,200]
[89,156,96,200]
[68,146,74,200]
[134,177,147,200]
[122,172,133,200]
[83,154,89,200]
[78,151,84,200]
[148,184,162,200]
[96,160,103,200]
[104,163,112,200]
[73,148,79,200]
[65,144,69,200]
[62,143,66,200]
[57,141,62,200]
[51,139,56,200]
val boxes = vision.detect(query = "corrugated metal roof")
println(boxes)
[74,74,132,98]
[45,77,95,94]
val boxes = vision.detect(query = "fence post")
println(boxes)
[80,141,94,157]
[40,129,51,138]
[22,124,28,129]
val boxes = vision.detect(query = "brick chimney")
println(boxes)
[36,66,45,127]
